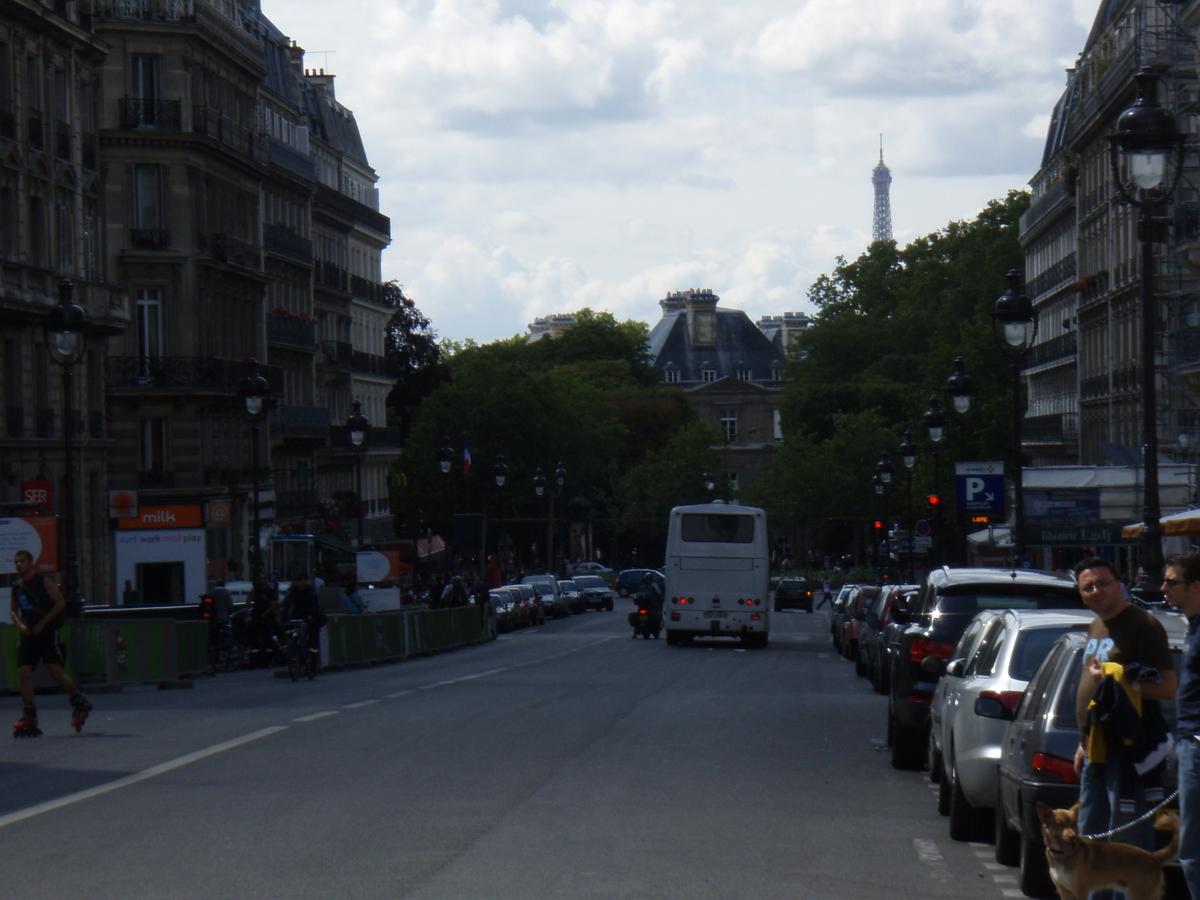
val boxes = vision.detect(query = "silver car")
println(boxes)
[929,607,1094,842]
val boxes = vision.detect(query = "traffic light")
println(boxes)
[873,520,884,531]
[926,493,940,516]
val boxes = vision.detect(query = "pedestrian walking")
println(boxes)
[341,582,366,614]
[816,580,834,610]
[1162,551,1200,900]
[9,549,91,736]
[1073,556,1176,896]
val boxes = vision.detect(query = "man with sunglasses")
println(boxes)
[1163,551,1200,900]
[1072,556,1175,895]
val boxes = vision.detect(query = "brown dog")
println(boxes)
[1035,800,1179,900]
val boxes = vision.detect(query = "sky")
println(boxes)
[260,0,1098,344]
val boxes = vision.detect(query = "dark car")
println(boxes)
[885,567,1083,772]
[572,574,612,612]
[859,583,919,692]
[993,614,1186,897]
[774,577,813,612]
[615,569,664,598]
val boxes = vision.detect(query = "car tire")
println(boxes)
[995,801,1020,866]
[1018,815,1055,899]
[927,731,942,785]
[872,657,889,695]
[605,600,613,611]
[948,758,990,842]
[889,715,925,771]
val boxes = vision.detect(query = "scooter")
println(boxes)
[628,601,662,639]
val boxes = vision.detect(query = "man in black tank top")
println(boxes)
[9,549,92,736]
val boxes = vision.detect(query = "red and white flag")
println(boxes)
[463,444,471,474]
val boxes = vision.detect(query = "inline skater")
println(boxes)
[9,550,91,736]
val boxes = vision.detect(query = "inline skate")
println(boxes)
[70,694,92,733]
[13,706,42,738]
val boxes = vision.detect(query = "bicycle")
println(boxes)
[284,618,316,681]
[209,618,245,673]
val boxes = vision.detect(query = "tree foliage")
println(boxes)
[384,282,443,441]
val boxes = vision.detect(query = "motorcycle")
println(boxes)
[628,596,662,639]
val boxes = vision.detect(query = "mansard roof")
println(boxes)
[649,308,785,383]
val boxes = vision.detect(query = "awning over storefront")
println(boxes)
[1121,508,1200,539]
[967,526,1012,547]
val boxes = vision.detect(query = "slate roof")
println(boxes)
[648,308,786,383]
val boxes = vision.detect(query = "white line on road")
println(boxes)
[343,700,379,709]
[385,690,415,698]
[293,711,339,722]
[912,838,954,883]
[0,725,288,830]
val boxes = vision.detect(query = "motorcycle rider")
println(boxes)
[629,572,664,636]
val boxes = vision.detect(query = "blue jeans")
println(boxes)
[1079,751,1153,900]
[1178,737,1200,900]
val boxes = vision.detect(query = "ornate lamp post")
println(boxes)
[533,467,548,570]
[922,396,946,565]
[554,462,566,572]
[346,399,370,550]
[45,279,86,615]
[1109,66,1185,602]
[944,356,975,563]
[992,270,1037,566]
[899,429,917,579]
[876,454,893,571]
[491,455,508,581]
[238,359,270,579]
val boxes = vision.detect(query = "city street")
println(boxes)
[2,608,1023,900]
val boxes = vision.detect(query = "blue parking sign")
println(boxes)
[957,472,1005,513]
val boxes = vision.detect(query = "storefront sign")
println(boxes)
[109,490,138,518]
[21,480,54,511]
[1025,488,1101,526]
[356,550,411,583]
[207,499,232,525]
[117,504,203,530]
[1025,525,1131,546]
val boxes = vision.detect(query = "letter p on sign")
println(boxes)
[966,477,985,501]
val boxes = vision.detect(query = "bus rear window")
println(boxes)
[680,513,755,543]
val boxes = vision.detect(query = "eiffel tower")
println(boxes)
[872,136,893,243]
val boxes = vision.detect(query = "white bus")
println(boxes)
[663,502,770,648]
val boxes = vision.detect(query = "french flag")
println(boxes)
[463,444,471,474]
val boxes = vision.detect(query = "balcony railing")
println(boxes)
[1022,412,1079,443]
[1113,363,1140,394]
[1026,253,1077,301]
[276,489,319,521]
[321,340,353,368]
[317,261,347,292]
[1024,331,1077,370]
[267,314,317,348]
[329,424,402,451]
[192,106,261,160]
[93,0,195,19]
[350,275,384,304]
[27,110,44,150]
[264,224,313,265]
[130,228,170,250]
[352,351,398,379]
[271,404,331,437]
[208,233,261,271]
[107,356,284,394]
[5,405,23,438]
[268,135,315,181]
[120,98,182,131]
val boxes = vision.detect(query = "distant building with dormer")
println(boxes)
[526,313,577,343]
[648,289,787,494]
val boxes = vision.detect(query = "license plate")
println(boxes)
[703,611,727,619]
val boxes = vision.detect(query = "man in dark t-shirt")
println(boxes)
[9,549,91,736]
[1073,556,1175,883]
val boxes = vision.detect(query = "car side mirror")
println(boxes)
[944,658,965,678]
[865,612,881,629]
[975,695,1016,721]
[920,656,945,676]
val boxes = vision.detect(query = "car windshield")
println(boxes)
[528,582,553,596]
[558,581,577,591]
[1009,624,1089,681]
[575,575,605,588]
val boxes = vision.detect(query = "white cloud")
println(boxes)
[263,0,1091,343]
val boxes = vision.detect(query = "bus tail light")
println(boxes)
[751,613,761,621]
[670,611,680,621]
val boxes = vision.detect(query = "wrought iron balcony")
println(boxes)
[54,119,70,160]
[350,275,384,304]
[209,233,261,271]
[267,314,317,348]
[1024,331,1077,370]
[264,224,313,265]
[1021,412,1079,443]
[352,351,398,379]
[93,0,195,19]
[321,340,353,369]
[1176,325,1200,367]
[106,356,284,394]
[317,261,347,292]
[120,98,182,131]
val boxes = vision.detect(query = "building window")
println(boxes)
[737,369,750,381]
[702,369,716,383]
[140,418,170,473]
[771,367,782,381]
[664,369,679,384]
[136,288,162,380]
[720,409,737,443]
[773,409,783,442]
[133,164,163,229]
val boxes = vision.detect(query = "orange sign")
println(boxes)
[208,499,232,525]
[0,516,59,574]
[109,489,138,518]
[117,504,203,530]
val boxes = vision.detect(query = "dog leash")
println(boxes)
[1077,789,1179,840]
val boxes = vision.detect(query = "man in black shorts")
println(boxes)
[9,549,91,736]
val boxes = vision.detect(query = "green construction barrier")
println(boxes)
[108,620,177,685]
[176,621,209,678]
[70,620,109,683]
[1,622,78,693]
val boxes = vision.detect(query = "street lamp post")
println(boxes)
[876,453,893,574]
[944,356,975,564]
[871,473,885,570]
[533,467,548,570]
[45,279,86,615]
[899,429,917,580]
[492,455,508,581]
[553,462,566,574]
[1108,66,1185,602]
[437,435,454,578]
[992,270,1037,567]
[238,360,270,579]
[346,399,370,550]
[922,396,946,566]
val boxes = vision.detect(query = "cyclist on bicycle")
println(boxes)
[247,572,283,663]
[282,572,322,667]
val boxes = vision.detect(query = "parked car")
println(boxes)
[489,588,521,632]
[929,608,1094,842]
[572,574,613,611]
[567,561,614,582]
[614,569,664,598]
[885,567,1084,771]
[859,584,919,693]
[558,580,583,616]
[774,577,814,612]
[522,574,566,619]
[994,611,1186,897]
[841,585,878,667]
[829,584,858,652]
[506,583,543,627]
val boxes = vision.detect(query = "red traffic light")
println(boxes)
[927,494,940,506]
[873,521,884,530]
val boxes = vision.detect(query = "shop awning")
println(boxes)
[1121,508,1200,539]
[967,526,1012,547]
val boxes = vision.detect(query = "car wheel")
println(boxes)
[948,757,990,842]
[995,800,1020,866]
[889,715,925,771]
[1018,812,1055,898]
[927,731,942,785]
[605,601,613,611]
[872,657,889,695]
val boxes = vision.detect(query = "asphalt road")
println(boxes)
[1,608,1029,900]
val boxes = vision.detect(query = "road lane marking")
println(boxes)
[0,726,288,830]
[912,838,953,883]
[385,690,415,698]
[344,700,378,709]
[293,711,339,722]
